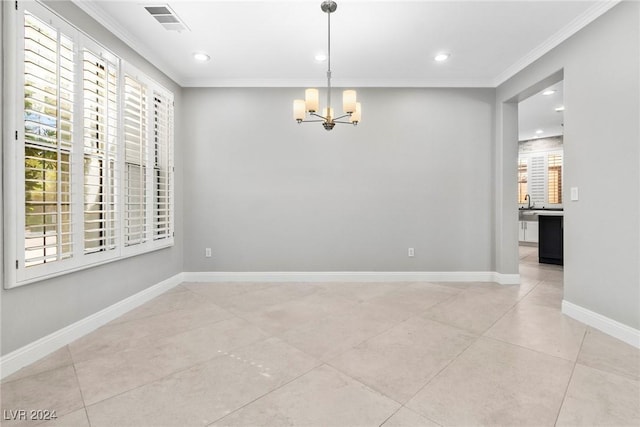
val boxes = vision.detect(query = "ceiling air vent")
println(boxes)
[144,4,190,32]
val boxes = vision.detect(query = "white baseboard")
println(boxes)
[0,272,184,380]
[493,273,521,285]
[183,271,520,285]
[562,300,640,349]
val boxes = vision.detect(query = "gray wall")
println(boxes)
[0,1,184,355]
[182,88,495,272]
[496,1,640,329]
[3,0,637,357]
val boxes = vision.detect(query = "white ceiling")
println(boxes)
[72,0,617,88]
[519,81,564,141]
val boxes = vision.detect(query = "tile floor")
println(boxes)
[2,246,639,426]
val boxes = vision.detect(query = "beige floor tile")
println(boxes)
[429,281,475,291]
[68,320,157,364]
[241,292,356,335]
[382,407,441,427]
[519,245,538,259]
[520,263,564,282]
[223,283,321,314]
[212,364,400,427]
[491,280,540,301]
[407,337,573,426]
[518,275,543,290]
[69,303,233,363]
[577,328,640,380]
[519,282,564,309]
[330,316,476,403]
[39,408,90,427]
[155,317,270,363]
[182,282,275,305]
[422,287,517,334]
[317,282,402,302]
[2,347,73,384]
[110,288,213,324]
[85,338,320,427]
[556,364,640,426]
[364,282,460,319]
[279,302,405,361]
[75,316,266,405]
[75,341,188,406]
[0,365,84,427]
[485,303,586,361]
[15,257,639,427]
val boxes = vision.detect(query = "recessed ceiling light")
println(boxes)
[555,106,565,112]
[542,89,556,96]
[193,52,210,62]
[535,129,544,134]
[314,53,327,62]
[434,53,450,62]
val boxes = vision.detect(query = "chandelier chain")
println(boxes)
[327,9,332,113]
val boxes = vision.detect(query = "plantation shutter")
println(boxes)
[517,157,528,204]
[123,75,148,246]
[23,11,74,267]
[529,155,545,205]
[152,91,173,240]
[547,154,563,204]
[82,49,119,254]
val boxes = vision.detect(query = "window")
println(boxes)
[517,150,563,208]
[547,154,562,204]
[123,75,148,247]
[23,11,74,268]
[82,48,119,254]
[152,91,173,240]
[517,158,527,204]
[5,2,175,288]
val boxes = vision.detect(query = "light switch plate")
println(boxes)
[570,187,579,201]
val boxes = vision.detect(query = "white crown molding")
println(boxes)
[181,77,495,88]
[493,0,620,86]
[0,273,183,380]
[563,300,640,349]
[70,0,185,86]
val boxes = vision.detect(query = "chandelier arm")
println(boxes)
[310,112,329,121]
[332,113,352,121]
[299,119,327,123]
[333,120,353,124]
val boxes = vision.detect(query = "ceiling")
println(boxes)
[72,0,617,88]
[519,81,564,141]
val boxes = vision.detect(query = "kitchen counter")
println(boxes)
[519,209,564,217]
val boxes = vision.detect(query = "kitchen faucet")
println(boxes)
[524,194,532,209]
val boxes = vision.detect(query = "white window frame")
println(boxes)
[120,63,175,260]
[518,149,564,209]
[3,1,174,289]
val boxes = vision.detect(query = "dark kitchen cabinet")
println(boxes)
[538,215,563,265]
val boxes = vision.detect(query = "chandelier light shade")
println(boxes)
[293,1,361,131]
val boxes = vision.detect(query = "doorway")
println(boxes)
[516,80,565,282]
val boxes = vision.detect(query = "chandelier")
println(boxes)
[293,1,361,131]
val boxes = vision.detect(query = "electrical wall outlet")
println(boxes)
[205,248,212,258]
[408,248,415,257]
